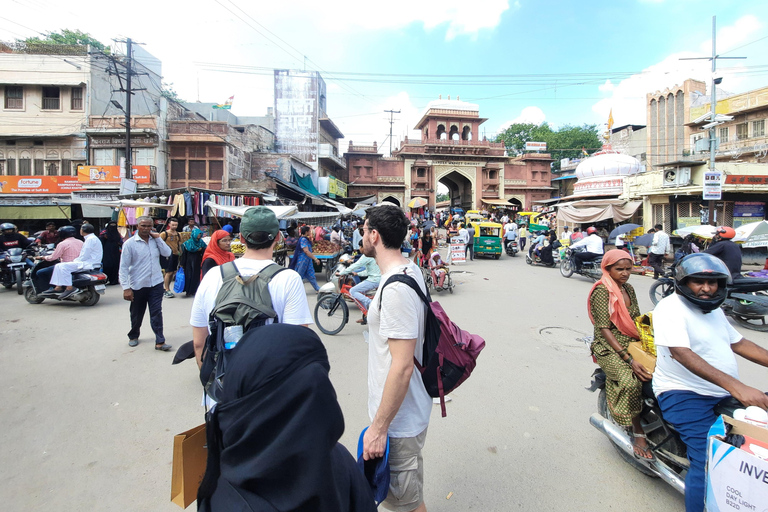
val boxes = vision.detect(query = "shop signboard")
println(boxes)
[450,236,466,263]
[328,176,337,198]
[336,180,347,198]
[733,202,765,218]
[525,141,547,152]
[0,176,84,194]
[703,172,722,200]
[77,165,151,183]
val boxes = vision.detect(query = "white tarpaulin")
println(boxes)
[556,201,641,224]
[52,197,176,210]
[204,201,297,219]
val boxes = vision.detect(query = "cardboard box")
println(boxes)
[706,415,768,511]
[627,341,656,373]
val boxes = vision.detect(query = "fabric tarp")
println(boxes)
[0,205,70,220]
[291,168,319,196]
[204,201,298,219]
[481,198,513,206]
[52,198,176,210]
[556,201,641,224]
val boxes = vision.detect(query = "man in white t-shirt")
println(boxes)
[649,223,670,279]
[362,205,431,512]
[652,253,768,512]
[190,207,313,370]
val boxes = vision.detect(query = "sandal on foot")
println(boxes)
[632,432,656,462]
[155,343,173,352]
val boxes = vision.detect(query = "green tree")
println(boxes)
[21,29,110,54]
[495,122,601,170]
[161,82,185,103]
[436,192,450,203]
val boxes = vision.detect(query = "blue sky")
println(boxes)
[2,0,767,154]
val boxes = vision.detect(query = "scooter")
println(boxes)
[1,247,35,295]
[649,266,768,332]
[525,242,559,268]
[505,238,519,257]
[585,337,742,494]
[23,258,108,307]
[560,247,602,280]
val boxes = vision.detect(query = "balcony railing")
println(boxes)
[400,136,504,149]
[318,143,346,169]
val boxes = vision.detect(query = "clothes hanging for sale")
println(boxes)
[184,192,193,217]
[125,207,137,225]
[117,209,128,227]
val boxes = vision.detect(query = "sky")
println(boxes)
[2,0,768,156]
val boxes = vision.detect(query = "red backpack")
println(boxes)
[379,273,485,417]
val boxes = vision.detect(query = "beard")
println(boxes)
[362,241,376,259]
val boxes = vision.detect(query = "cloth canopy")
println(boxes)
[52,197,176,209]
[556,201,641,224]
[481,198,514,206]
[204,201,297,219]
[292,168,320,196]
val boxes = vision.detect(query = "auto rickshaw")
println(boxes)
[469,221,503,259]
[517,212,549,233]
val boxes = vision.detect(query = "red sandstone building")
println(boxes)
[342,98,554,210]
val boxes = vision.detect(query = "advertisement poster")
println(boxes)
[77,165,151,183]
[450,236,466,263]
[0,176,84,194]
[703,172,722,200]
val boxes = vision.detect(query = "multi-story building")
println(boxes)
[342,98,553,211]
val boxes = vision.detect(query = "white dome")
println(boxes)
[575,151,642,179]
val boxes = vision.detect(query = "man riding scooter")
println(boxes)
[570,226,604,269]
[33,226,83,288]
[43,223,102,299]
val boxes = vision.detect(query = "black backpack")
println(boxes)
[199,262,286,403]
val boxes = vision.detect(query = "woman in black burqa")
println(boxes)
[99,221,122,285]
[197,323,376,512]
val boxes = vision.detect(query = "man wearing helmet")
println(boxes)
[569,226,604,268]
[704,226,742,279]
[0,223,31,251]
[653,253,768,512]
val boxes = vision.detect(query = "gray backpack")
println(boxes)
[199,262,286,402]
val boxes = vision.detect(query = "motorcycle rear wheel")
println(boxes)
[597,388,658,478]
[731,313,768,332]
[560,258,574,278]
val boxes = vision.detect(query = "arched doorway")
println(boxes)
[379,195,401,207]
[437,169,474,211]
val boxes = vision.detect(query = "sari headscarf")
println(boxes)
[183,227,206,252]
[197,324,376,512]
[202,230,235,266]
[587,249,640,339]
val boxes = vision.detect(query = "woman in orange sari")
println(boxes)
[588,249,654,460]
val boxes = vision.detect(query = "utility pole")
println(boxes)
[681,16,745,225]
[384,109,400,156]
[124,38,132,180]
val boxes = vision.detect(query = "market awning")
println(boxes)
[0,206,71,220]
[204,201,297,219]
[52,198,175,209]
[481,198,513,206]
[556,201,641,224]
[551,175,577,181]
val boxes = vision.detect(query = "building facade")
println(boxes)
[342,98,553,210]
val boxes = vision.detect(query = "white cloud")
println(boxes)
[591,15,762,126]
[498,106,546,130]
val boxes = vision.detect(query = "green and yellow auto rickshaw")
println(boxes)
[470,221,503,259]
[517,212,549,233]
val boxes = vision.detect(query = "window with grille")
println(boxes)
[208,147,224,158]
[719,127,729,143]
[736,123,749,140]
[93,149,114,166]
[61,159,72,176]
[189,160,206,180]
[652,203,671,232]
[753,120,765,138]
[34,159,44,176]
[209,161,223,181]
[171,160,186,180]
[18,158,31,176]
[71,87,83,110]
[7,159,16,175]
[42,87,60,110]
[4,86,23,109]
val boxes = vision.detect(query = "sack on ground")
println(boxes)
[380,273,485,417]
[171,423,207,509]
[199,262,285,403]
[173,267,185,294]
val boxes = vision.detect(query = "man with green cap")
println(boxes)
[190,206,314,370]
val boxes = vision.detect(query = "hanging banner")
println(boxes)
[77,165,152,183]
[336,180,347,198]
[703,172,722,200]
[0,176,84,194]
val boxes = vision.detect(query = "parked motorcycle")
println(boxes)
[649,266,768,331]
[560,247,602,280]
[315,254,377,335]
[23,258,108,306]
[586,337,742,493]
[1,247,35,295]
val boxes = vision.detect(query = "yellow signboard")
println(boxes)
[336,180,347,198]
[328,176,338,197]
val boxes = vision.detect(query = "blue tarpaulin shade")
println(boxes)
[291,167,319,196]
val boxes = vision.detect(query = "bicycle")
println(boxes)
[314,274,375,335]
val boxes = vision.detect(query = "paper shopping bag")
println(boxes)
[171,423,207,509]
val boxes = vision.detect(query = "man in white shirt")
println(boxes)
[119,216,173,350]
[653,253,768,512]
[503,221,517,251]
[649,223,670,279]
[458,223,472,262]
[570,226,604,269]
[190,207,313,368]
[362,205,431,512]
[559,225,570,241]
[47,223,103,299]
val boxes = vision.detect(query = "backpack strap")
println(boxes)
[377,271,432,311]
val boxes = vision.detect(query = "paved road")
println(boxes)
[2,252,767,511]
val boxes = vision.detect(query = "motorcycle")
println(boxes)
[586,337,743,494]
[1,247,35,295]
[649,266,768,332]
[525,240,560,268]
[23,256,108,306]
[504,238,519,257]
[314,254,377,335]
[560,247,602,280]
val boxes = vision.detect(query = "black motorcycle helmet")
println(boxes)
[674,253,731,313]
[57,226,77,240]
[1,222,17,235]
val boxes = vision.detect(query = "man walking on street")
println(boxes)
[649,223,670,279]
[458,223,471,261]
[119,216,173,351]
[465,222,475,261]
[362,205,431,512]
[161,218,182,298]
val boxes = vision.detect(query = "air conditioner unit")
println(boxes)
[662,167,691,187]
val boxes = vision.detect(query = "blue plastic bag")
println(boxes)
[173,267,185,294]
